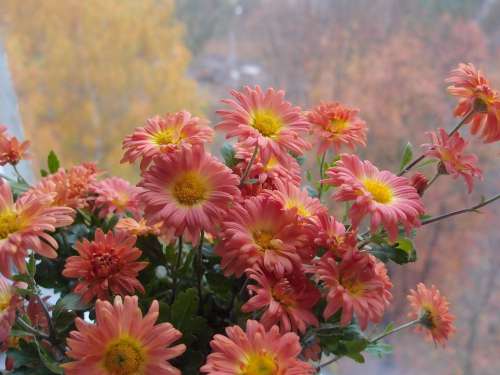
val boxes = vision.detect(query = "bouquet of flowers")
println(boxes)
[0,62,498,374]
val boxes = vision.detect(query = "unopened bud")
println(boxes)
[410,172,428,196]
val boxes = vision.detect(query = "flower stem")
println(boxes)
[318,151,327,200]
[171,236,183,304]
[316,355,341,371]
[422,171,440,194]
[12,164,29,185]
[16,317,50,340]
[422,193,500,226]
[448,109,475,136]
[196,230,205,310]
[239,144,259,186]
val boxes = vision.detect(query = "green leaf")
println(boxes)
[34,339,64,374]
[170,288,208,345]
[346,352,365,363]
[365,341,393,358]
[399,142,413,172]
[47,150,60,173]
[369,237,417,264]
[40,169,48,177]
[54,293,89,314]
[221,142,238,168]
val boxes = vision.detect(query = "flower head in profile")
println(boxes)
[446,63,500,143]
[423,128,482,193]
[64,295,186,375]
[121,111,214,170]
[0,275,24,342]
[90,177,142,218]
[323,154,425,241]
[310,212,357,258]
[307,101,367,154]
[409,172,429,196]
[200,319,314,375]
[115,217,161,238]
[407,283,455,346]
[140,146,240,244]
[216,86,311,163]
[0,179,74,277]
[314,250,392,330]
[63,229,148,303]
[216,196,309,277]
[242,266,320,334]
[0,132,30,166]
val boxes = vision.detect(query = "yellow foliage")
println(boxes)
[1,0,204,177]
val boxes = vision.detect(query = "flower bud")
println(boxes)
[410,172,428,196]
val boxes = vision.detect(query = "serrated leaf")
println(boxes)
[34,339,64,374]
[365,341,393,358]
[47,150,60,173]
[399,142,413,172]
[171,288,199,330]
[54,293,89,313]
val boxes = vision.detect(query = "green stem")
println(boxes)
[370,319,420,343]
[318,151,327,200]
[12,164,29,185]
[422,171,440,194]
[171,236,183,304]
[16,317,50,340]
[239,144,259,186]
[196,230,205,309]
[448,109,475,136]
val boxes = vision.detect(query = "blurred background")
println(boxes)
[0,1,499,374]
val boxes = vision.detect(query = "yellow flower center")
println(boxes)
[420,305,437,329]
[285,199,310,217]
[341,278,365,297]
[253,230,274,250]
[151,128,183,146]
[326,119,349,135]
[111,192,131,210]
[240,352,278,375]
[0,292,12,311]
[263,156,279,172]
[251,109,283,137]
[172,171,208,206]
[362,178,393,204]
[0,210,22,240]
[103,337,145,375]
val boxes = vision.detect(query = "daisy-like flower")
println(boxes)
[121,111,214,170]
[407,283,455,346]
[314,250,392,330]
[27,162,98,209]
[90,177,142,218]
[63,229,148,303]
[310,212,357,258]
[0,179,74,277]
[216,86,311,163]
[307,101,367,154]
[64,295,186,375]
[422,128,483,193]
[115,217,161,238]
[0,134,30,166]
[216,196,309,277]
[323,154,425,241]
[446,63,500,143]
[0,275,23,342]
[242,266,320,334]
[139,146,240,244]
[200,319,314,375]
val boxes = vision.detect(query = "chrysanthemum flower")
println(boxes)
[216,196,309,277]
[446,63,500,143]
[307,101,367,154]
[242,266,320,334]
[407,283,455,346]
[310,212,357,258]
[121,111,214,170]
[63,229,148,303]
[323,154,425,241]
[0,180,74,277]
[26,162,98,209]
[0,275,23,342]
[115,217,161,238]
[90,177,142,218]
[314,250,392,330]
[216,86,311,163]
[139,146,240,244]
[0,134,30,166]
[422,128,482,193]
[64,295,186,375]
[200,319,314,375]
[409,172,429,196]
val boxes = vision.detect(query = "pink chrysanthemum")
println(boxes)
[422,128,483,193]
[310,212,357,258]
[409,172,429,196]
[216,196,309,277]
[201,319,314,375]
[216,86,311,163]
[0,133,30,166]
[0,275,23,342]
[63,229,148,303]
[446,63,500,143]
[323,154,425,241]
[0,179,74,277]
[27,162,99,209]
[407,283,455,346]
[139,146,240,244]
[115,217,161,238]
[314,250,392,330]
[64,295,186,375]
[121,111,214,170]
[90,177,142,218]
[242,266,320,334]
[307,101,367,154]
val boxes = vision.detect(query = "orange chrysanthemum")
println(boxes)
[200,320,314,375]
[90,177,142,218]
[216,86,311,164]
[64,295,186,375]
[446,63,500,143]
[115,217,161,238]
[0,179,74,277]
[242,266,320,334]
[0,130,30,166]
[314,250,392,330]
[121,111,214,170]
[63,229,148,303]
[407,283,455,346]
[307,101,367,154]
[423,128,482,193]
[310,212,357,258]
[140,146,240,244]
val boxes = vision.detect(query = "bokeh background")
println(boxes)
[0,1,499,374]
